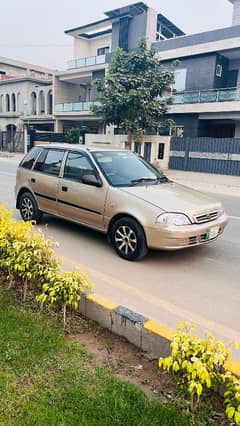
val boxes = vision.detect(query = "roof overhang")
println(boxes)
[105,2,148,19]
[65,18,111,38]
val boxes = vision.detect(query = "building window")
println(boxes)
[158,143,165,160]
[216,64,223,77]
[144,142,152,162]
[97,46,109,56]
[6,94,10,112]
[38,90,45,114]
[171,126,184,137]
[17,93,21,112]
[173,69,187,92]
[31,92,37,115]
[119,16,129,51]
[134,142,141,155]
[11,93,16,112]
[47,89,53,114]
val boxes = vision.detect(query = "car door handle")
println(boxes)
[31,178,36,183]
[62,186,68,192]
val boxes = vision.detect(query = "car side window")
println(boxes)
[63,151,96,183]
[20,147,42,170]
[42,149,65,177]
[33,149,48,172]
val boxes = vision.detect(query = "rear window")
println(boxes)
[20,147,42,170]
[42,149,65,177]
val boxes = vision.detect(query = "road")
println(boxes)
[1,158,240,356]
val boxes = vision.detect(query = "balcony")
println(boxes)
[67,55,106,70]
[55,101,101,113]
[173,87,240,104]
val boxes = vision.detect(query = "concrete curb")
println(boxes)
[79,292,240,377]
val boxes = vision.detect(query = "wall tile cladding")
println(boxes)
[163,54,218,91]
[153,25,240,52]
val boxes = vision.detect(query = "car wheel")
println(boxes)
[19,192,42,223]
[110,217,148,261]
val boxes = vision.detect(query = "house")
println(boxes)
[156,0,240,139]
[54,2,184,141]
[0,56,55,151]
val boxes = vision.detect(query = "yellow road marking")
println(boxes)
[60,255,240,344]
[87,293,118,311]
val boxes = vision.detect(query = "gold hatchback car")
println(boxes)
[15,144,228,261]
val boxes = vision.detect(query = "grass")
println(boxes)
[0,289,193,426]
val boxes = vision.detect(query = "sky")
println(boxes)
[0,0,233,70]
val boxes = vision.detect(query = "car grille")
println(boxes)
[178,227,223,247]
[194,210,219,224]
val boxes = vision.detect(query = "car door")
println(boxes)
[58,150,108,230]
[30,148,65,215]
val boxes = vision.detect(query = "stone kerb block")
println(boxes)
[111,306,147,347]
[85,293,117,330]
[142,320,172,358]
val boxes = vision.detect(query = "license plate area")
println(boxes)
[206,226,219,241]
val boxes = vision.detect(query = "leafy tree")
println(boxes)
[92,39,174,146]
[66,127,80,144]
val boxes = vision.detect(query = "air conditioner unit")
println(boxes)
[216,64,223,77]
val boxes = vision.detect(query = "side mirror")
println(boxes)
[82,174,102,187]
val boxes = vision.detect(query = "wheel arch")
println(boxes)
[107,213,146,237]
[16,187,35,209]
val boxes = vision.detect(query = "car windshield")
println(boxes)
[92,151,168,187]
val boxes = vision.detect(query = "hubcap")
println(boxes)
[21,197,34,220]
[114,225,137,255]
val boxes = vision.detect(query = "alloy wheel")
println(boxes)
[114,225,137,255]
[21,196,34,220]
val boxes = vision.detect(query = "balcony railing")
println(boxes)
[67,55,106,70]
[55,101,101,113]
[173,87,240,104]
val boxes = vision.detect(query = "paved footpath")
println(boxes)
[166,170,240,197]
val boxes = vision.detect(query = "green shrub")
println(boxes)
[0,205,59,299]
[66,127,80,144]
[224,371,240,424]
[0,205,92,324]
[159,322,240,423]
[37,268,92,326]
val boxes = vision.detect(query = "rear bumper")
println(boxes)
[145,213,229,250]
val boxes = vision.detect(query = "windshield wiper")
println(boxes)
[130,178,158,185]
[156,176,169,183]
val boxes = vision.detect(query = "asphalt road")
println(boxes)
[1,158,240,356]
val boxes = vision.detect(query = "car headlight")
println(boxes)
[156,213,191,226]
[218,208,225,217]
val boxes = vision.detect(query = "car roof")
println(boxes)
[36,144,127,153]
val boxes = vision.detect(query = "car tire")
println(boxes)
[19,192,42,223]
[110,217,148,261]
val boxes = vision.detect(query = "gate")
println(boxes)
[169,137,240,176]
[0,131,24,153]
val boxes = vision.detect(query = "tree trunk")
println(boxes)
[23,278,28,302]
[63,304,67,328]
[126,131,133,150]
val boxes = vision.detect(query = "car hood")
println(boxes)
[120,182,222,216]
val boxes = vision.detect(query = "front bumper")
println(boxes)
[145,213,229,250]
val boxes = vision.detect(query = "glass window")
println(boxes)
[158,143,165,160]
[33,149,48,172]
[20,147,42,170]
[173,68,187,92]
[171,126,184,137]
[97,46,109,56]
[93,151,167,187]
[64,151,96,182]
[134,142,141,154]
[42,149,65,176]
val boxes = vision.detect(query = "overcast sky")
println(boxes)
[0,0,233,70]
